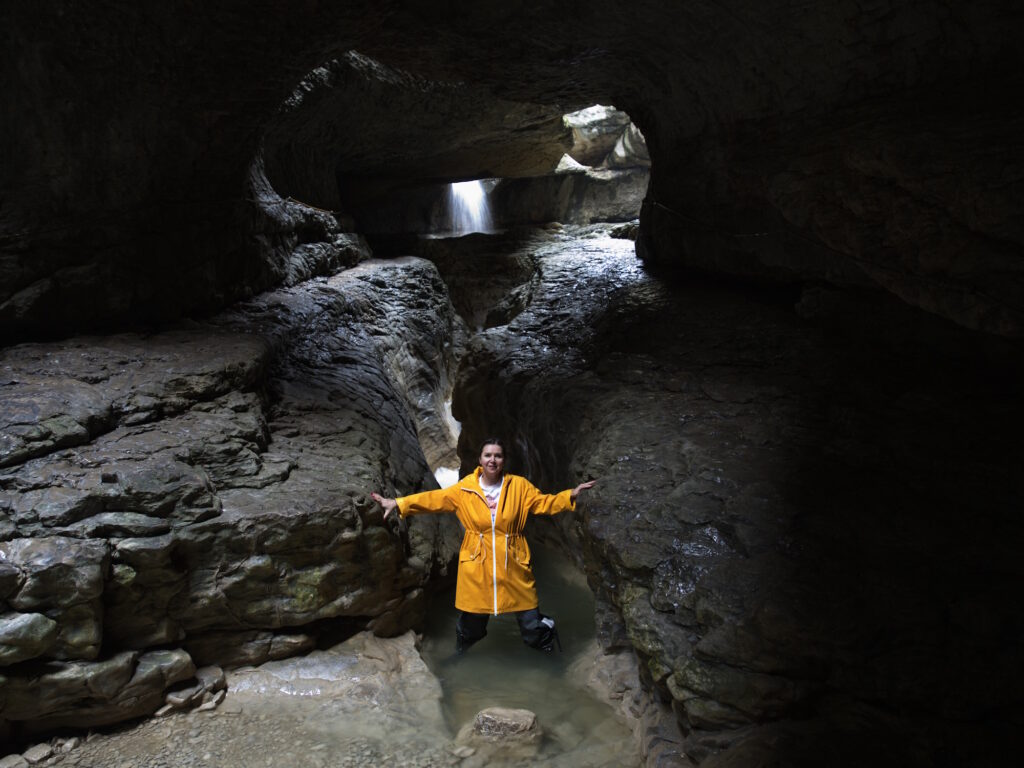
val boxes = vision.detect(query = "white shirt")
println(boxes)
[480,477,503,522]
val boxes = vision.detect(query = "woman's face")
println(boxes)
[479,444,505,480]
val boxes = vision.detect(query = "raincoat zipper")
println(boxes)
[489,480,503,615]
[460,481,505,615]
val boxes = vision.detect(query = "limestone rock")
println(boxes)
[0,563,21,599]
[563,105,632,168]
[0,537,109,661]
[489,166,648,227]
[266,52,571,213]
[227,631,445,728]
[0,256,463,734]
[0,376,111,468]
[603,123,650,169]
[164,665,226,710]
[0,612,59,665]
[2,3,1022,340]
[447,224,1023,765]
[1,649,195,733]
[183,630,316,669]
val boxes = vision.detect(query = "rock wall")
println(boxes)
[0,257,463,739]
[440,225,1023,767]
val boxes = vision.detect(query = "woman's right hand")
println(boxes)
[370,492,398,521]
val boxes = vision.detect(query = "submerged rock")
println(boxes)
[454,706,543,763]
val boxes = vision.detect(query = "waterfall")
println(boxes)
[448,180,492,234]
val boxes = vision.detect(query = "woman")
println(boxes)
[371,438,596,654]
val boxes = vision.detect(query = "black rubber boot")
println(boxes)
[517,609,561,652]
[455,611,489,655]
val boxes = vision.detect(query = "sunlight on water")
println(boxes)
[449,180,493,233]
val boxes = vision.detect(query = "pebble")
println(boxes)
[22,745,53,765]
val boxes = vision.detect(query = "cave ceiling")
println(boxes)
[1,1,1022,341]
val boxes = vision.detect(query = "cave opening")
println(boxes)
[255,51,653,479]
[241,55,662,766]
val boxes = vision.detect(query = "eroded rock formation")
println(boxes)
[0,257,463,740]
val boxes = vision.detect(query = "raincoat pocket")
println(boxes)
[510,538,531,567]
[460,533,483,563]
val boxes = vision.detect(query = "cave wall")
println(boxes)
[440,227,1023,766]
[3,2,1022,342]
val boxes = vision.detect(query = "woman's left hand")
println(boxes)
[570,479,597,502]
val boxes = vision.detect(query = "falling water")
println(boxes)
[448,180,492,234]
[433,397,462,488]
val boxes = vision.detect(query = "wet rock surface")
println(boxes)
[0,258,463,738]
[31,632,456,768]
[25,631,635,768]
[443,225,1023,766]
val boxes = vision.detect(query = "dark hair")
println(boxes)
[478,437,505,454]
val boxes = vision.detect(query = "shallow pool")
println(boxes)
[418,543,638,766]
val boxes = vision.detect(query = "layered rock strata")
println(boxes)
[0,257,463,738]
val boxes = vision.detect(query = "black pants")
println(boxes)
[456,608,559,653]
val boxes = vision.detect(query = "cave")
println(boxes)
[2,3,1023,767]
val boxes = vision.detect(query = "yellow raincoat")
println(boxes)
[396,467,576,615]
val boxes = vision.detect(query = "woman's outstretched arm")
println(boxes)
[526,478,598,515]
[570,480,597,502]
[370,492,398,520]
[371,487,459,520]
